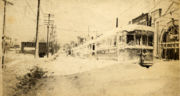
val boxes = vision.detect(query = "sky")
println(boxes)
[0,0,171,44]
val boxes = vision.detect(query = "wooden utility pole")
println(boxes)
[88,26,90,40]
[50,24,56,43]
[44,14,54,57]
[53,27,57,53]
[35,0,41,58]
[116,17,119,61]
[2,0,13,66]
[50,24,55,54]
[1,0,13,95]
[50,24,54,42]
[116,17,118,28]
[46,14,50,57]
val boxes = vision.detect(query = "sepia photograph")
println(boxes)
[0,0,180,96]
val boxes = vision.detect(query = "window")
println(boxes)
[119,36,122,42]
[142,35,147,45]
[127,35,134,45]
[92,44,95,50]
[148,35,153,46]
[136,35,141,45]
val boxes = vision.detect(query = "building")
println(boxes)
[131,13,152,26]
[21,42,54,57]
[129,0,180,60]
[152,0,180,60]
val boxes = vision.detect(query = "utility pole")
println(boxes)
[50,24,55,55]
[47,14,50,57]
[116,17,118,28]
[35,0,41,58]
[50,24,55,42]
[88,26,90,40]
[44,14,54,57]
[2,0,13,67]
[116,17,119,61]
[53,26,57,53]
[1,0,13,95]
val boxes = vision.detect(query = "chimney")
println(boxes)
[116,17,118,28]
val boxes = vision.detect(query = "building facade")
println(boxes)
[129,0,180,60]
[153,1,179,60]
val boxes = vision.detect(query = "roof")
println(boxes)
[119,24,155,32]
[73,28,117,50]
[72,24,155,50]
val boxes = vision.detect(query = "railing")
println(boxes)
[160,41,179,49]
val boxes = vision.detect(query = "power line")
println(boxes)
[152,0,163,11]
[42,0,163,36]
[49,0,53,12]
[119,0,146,16]
[46,1,147,34]
[28,0,45,15]
[148,0,169,13]
[56,26,116,34]
[7,1,37,24]
[24,0,36,16]
[40,6,45,15]
[24,0,45,22]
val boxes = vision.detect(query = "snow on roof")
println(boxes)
[72,25,155,50]
[73,28,117,50]
[119,24,155,32]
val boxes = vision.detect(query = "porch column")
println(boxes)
[156,21,160,57]
[134,33,136,45]
[116,33,119,61]
[154,21,158,58]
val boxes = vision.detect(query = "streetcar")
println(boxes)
[116,25,154,68]
[72,24,155,68]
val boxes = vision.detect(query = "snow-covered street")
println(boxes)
[37,55,180,96]
[1,0,179,96]
[3,51,180,96]
[42,54,118,75]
